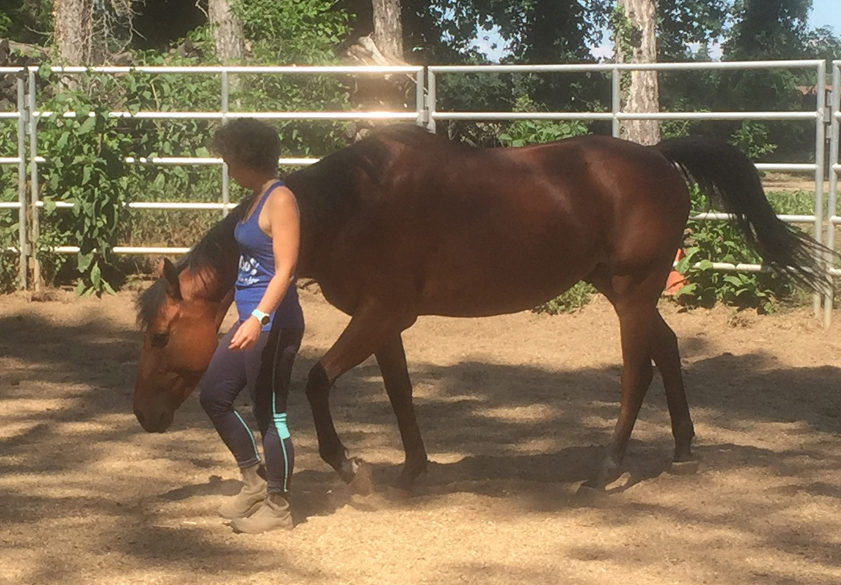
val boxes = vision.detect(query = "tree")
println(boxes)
[399,0,607,64]
[52,0,93,64]
[802,25,841,68]
[723,0,812,60]
[0,0,52,45]
[614,0,660,145]
[52,0,134,64]
[657,0,728,60]
[209,0,244,63]
[718,0,816,161]
[372,0,403,60]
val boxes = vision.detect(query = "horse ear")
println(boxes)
[160,258,182,300]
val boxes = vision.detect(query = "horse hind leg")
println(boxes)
[582,271,662,491]
[651,312,698,474]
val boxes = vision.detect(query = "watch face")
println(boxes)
[261,315,270,325]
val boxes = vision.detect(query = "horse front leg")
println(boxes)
[305,301,414,494]
[306,362,358,485]
[375,333,428,490]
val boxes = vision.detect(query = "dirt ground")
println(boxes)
[1,286,840,585]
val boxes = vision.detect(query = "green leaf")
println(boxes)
[56,131,70,150]
[77,251,93,272]
[90,261,102,289]
[78,116,96,135]
[674,282,698,297]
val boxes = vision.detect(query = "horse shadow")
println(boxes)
[275,348,841,522]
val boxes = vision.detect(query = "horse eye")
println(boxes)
[151,332,170,348]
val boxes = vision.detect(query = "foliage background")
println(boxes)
[0,0,838,303]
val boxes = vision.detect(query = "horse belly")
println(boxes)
[417,206,600,317]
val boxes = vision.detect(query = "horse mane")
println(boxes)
[135,198,250,329]
[291,124,430,183]
[285,124,435,231]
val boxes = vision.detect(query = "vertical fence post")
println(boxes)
[415,68,425,129]
[426,69,436,134]
[611,67,621,138]
[27,67,41,292]
[826,61,840,327]
[813,61,827,316]
[16,74,27,290]
[220,69,230,217]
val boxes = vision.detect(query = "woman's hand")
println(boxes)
[229,317,262,351]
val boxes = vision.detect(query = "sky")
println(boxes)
[809,0,838,31]
[475,0,839,62]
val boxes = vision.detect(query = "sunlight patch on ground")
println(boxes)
[479,404,561,423]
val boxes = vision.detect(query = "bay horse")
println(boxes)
[134,125,835,494]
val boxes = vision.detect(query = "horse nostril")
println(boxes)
[155,413,169,432]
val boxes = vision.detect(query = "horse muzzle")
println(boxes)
[134,406,175,433]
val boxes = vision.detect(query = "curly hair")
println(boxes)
[211,118,281,174]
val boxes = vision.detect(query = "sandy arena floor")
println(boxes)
[1,286,840,585]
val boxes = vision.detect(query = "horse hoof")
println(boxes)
[395,469,425,494]
[669,459,700,476]
[347,459,374,496]
[574,483,606,506]
[387,485,413,500]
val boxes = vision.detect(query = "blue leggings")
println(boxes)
[199,321,303,494]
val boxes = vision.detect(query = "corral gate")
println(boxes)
[1,60,839,323]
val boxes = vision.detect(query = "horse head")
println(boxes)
[133,258,232,432]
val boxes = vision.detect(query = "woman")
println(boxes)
[199,118,305,534]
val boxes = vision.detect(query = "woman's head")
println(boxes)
[212,118,281,174]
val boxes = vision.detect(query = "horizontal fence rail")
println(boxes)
[0,60,839,323]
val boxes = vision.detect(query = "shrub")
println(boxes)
[35,73,138,296]
[671,184,806,312]
[533,281,597,315]
[0,121,21,292]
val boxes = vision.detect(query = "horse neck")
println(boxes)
[179,266,232,308]
[185,208,243,300]
[286,165,352,281]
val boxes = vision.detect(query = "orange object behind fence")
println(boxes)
[664,249,688,295]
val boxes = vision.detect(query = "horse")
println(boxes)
[134,124,835,494]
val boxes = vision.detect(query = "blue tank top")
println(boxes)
[233,181,304,331]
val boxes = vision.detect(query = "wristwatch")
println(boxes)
[251,309,271,326]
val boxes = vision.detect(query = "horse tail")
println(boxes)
[654,135,837,295]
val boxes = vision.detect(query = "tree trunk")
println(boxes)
[616,0,660,145]
[372,0,403,61]
[208,0,244,63]
[53,0,93,65]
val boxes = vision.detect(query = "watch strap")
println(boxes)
[251,309,270,326]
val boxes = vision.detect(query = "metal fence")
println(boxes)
[0,68,27,290]
[1,60,839,321]
[827,59,841,325]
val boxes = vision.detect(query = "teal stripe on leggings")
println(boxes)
[271,337,290,491]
